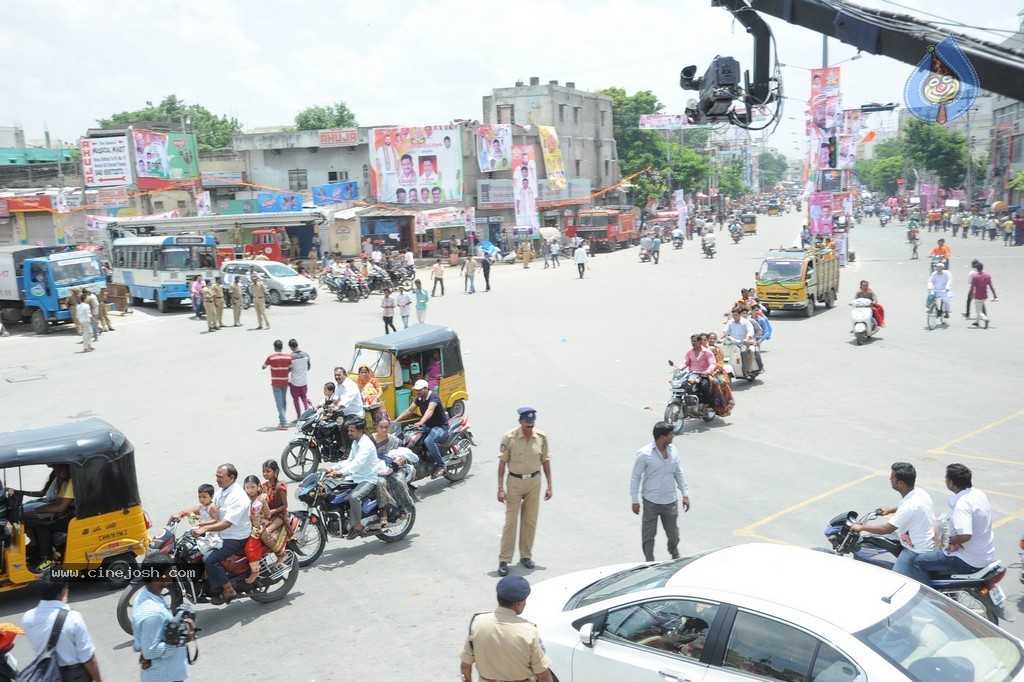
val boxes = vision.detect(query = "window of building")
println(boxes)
[559,104,567,123]
[328,170,350,183]
[604,159,610,176]
[573,107,581,124]
[575,160,581,177]
[153,201,164,211]
[601,110,607,127]
[288,169,308,191]
[177,200,187,210]
[497,105,515,124]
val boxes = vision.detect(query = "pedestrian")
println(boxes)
[987,215,999,241]
[520,240,532,269]
[652,234,661,264]
[288,338,311,421]
[967,261,997,329]
[414,279,429,324]
[431,259,445,297]
[459,576,553,682]
[83,287,100,342]
[201,279,217,332]
[0,321,9,337]
[190,276,205,319]
[97,287,114,331]
[75,295,94,352]
[573,242,587,279]
[251,275,269,329]
[262,339,292,430]
[68,287,83,335]
[549,240,560,268]
[396,285,412,328]
[1014,213,1024,246]
[362,237,373,260]
[311,232,321,258]
[230,277,243,326]
[800,225,811,248]
[951,211,961,237]
[464,255,477,294]
[541,239,550,269]
[480,254,492,291]
[497,407,552,576]
[22,569,102,682]
[1002,215,1015,246]
[132,554,194,681]
[630,421,690,562]
[910,226,920,259]
[213,276,225,328]
[381,288,397,334]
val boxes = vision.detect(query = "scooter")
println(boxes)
[701,241,716,258]
[639,247,652,263]
[720,337,761,381]
[729,226,742,244]
[672,236,683,250]
[879,214,890,227]
[824,509,1009,625]
[849,298,879,345]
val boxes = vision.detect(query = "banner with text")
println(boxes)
[537,125,567,191]
[318,128,358,148]
[371,125,462,203]
[81,136,132,187]
[638,114,698,130]
[476,125,512,172]
[414,207,475,234]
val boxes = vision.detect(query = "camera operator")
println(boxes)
[132,555,195,681]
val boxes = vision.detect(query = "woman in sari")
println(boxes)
[259,460,291,566]
[368,418,415,525]
[705,332,735,417]
[357,365,390,428]
[425,350,442,391]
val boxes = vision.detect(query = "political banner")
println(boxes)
[810,67,842,133]
[257,193,303,212]
[537,125,567,191]
[312,181,359,205]
[371,125,462,203]
[511,145,538,200]
[838,135,856,170]
[842,109,863,136]
[196,191,213,216]
[132,130,200,189]
[811,67,841,100]
[831,233,848,266]
[476,179,590,209]
[214,199,258,215]
[81,136,132,187]
[639,114,690,130]
[413,207,476,234]
[831,192,853,218]
[514,169,539,229]
[476,125,512,172]
[808,192,834,236]
[394,185,449,206]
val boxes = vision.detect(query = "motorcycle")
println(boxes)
[729,226,742,244]
[701,241,716,258]
[290,470,416,568]
[824,510,1009,624]
[879,214,890,227]
[672,236,683,250]
[721,337,761,381]
[393,416,475,487]
[930,255,949,272]
[849,298,879,345]
[664,362,717,434]
[338,276,363,302]
[115,518,299,635]
[281,408,357,481]
[639,247,651,263]
[222,284,251,310]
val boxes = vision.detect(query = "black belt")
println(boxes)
[508,471,540,480]
[61,663,83,670]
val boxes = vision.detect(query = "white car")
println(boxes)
[524,543,1023,682]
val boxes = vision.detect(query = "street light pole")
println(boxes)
[822,35,828,69]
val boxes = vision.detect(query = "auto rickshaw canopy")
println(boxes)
[0,419,141,518]
[356,324,461,356]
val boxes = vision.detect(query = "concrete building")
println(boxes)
[989,11,1024,204]
[0,127,26,149]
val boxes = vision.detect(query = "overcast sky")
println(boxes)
[1,0,1018,161]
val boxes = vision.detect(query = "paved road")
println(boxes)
[0,212,1021,680]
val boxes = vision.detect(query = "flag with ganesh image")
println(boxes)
[511,145,538,199]
[476,125,513,172]
[537,125,567,191]
[371,124,463,203]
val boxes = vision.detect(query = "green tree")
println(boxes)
[902,119,967,188]
[294,101,359,130]
[718,159,746,198]
[758,152,788,188]
[98,95,242,153]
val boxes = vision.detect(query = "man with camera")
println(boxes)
[132,555,195,681]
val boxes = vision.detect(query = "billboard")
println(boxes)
[133,130,200,189]
[477,179,591,209]
[808,192,834,236]
[318,128,358,148]
[96,187,132,209]
[537,125,567,191]
[312,181,359,205]
[256,193,303,212]
[81,135,132,187]
[511,145,538,199]
[476,125,512,172]
[413,207,476,234]
[371,125,462,203]
[214,199,258,215]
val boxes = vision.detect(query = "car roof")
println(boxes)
[0,418,132,468]
[669,544,918,633]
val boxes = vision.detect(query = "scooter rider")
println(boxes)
[701,230,716,255]
[722,308,756,377]
[853,280,885,327]
[850,462,935,577]
[672,227,683,246]
[927,262,953,318]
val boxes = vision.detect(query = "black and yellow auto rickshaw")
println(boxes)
[0,419,148,591]
[350,324,469,419]
[766,200,781,217]
[740,212,758,235]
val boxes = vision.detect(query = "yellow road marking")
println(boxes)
[925,450,1024,467]
[994,513,1022,529]
[930,408,1024,454]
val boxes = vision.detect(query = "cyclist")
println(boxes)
[927,261,953,319]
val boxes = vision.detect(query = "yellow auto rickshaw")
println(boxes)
[740,212,758,235]
[0,419,149,591]
[766,202,781,217]
[350,324,469,420]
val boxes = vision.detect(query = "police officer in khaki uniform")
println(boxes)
[251,275,269,329]
[68,288,83,334]
[212,276,225,328]
[201,279,218,331]
[97,287,114,331]
[497,408,552,576]
[460,576,553,682]
[230,278,243,327]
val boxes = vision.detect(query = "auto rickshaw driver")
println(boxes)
[11,464,74,571]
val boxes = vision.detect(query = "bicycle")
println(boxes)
[926,290,950,330]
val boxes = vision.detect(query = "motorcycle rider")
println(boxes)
[928,238,951,268]
[331,367,366,449]
[326,421,378,538]
[701,230,716,255]
[721,308,756,377]
[194,464,251,604]
[671,227,683,247]
[850,462,935,577]
[394,379,449,479]
[909,463,997,585]
[679,334,716,404]
[927,262,953,319]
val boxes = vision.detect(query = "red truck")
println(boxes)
[574,207,638,251]
[243,228,290,262]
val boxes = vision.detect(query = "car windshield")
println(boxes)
[264,263,298,278]
[566,556,704,611]
[856,588,1023,682]
[759,260,803,282]
[350,347,393,379]
[51,256,102,285]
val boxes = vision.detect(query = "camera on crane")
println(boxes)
[680,57,744,124]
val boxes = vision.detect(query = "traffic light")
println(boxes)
[827,136,838,169]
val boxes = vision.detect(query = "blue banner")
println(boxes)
[257,193,303,212]
[311,181,359,205]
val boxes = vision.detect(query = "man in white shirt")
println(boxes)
[327,421,378,538]
[927,262,953,316]
[23,571,102,682]
[630,422,690,561]
[911,463,998,584]
[195,463,251,603]
[288,338,311,421]
[75,298,94,352]
[851,462,935,577]
[722,308,756,376]
[403,249,415,269]
[332,367,364,420]
[573,244,588,279]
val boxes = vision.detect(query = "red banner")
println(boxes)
[7,196,53,211]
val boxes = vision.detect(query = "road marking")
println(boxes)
[931,451,1024,468]
[734,472,882,544]
[928,408,1024,454]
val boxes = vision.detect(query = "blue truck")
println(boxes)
[0,245,108,334]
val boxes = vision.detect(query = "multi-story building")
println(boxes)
[990,11,1024,204]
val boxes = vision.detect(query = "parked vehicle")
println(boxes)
[755,246,839,317]
[850,297,880,344]
[220,259,317,305]
[0,246,108,333]
[115,517,299,634]
[663,362,716,434]
[825,509,1009,624]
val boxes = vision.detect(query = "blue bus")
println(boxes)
[111,235,219,312]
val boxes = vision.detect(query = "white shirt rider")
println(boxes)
[947,487,997,569]
[928,267,953,306]
[891,486,936,553]
[335,377,364,418]
[702,231,716,246]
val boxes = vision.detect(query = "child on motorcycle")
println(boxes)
[171,484,221,556]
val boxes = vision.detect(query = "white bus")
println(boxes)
[111,235,219,312]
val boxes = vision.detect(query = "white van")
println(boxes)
[220,260,317,304]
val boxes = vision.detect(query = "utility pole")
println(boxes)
[822,35,828,68]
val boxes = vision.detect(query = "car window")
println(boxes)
[811,644,863,682]
[603,599,718,661]
[722,611,818,680]
[566,553,711,611]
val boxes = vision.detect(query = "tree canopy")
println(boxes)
[902,119,967,188]
[294,101,358,130]
[758,152,788,188]
[98,95,242,153]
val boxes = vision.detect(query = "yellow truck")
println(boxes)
[755,247,840,317]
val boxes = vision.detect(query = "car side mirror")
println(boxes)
[579,622,597,647]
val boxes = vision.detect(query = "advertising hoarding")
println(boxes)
[371,125,462,203]
[81,135,132,187]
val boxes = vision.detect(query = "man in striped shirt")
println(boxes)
[262,340,292,430]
